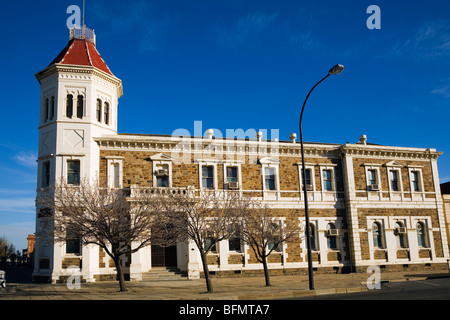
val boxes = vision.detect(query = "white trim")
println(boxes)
[106,156,124,189]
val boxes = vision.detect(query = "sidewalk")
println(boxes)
[0,270,448,300]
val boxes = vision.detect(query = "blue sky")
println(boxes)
[0,0,449,250]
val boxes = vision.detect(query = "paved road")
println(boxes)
[296,276,450,300]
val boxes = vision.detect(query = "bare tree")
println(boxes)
[159,189,240,293]
[0,236,16,266]
[238,202,303,287]
[37,179,163,292]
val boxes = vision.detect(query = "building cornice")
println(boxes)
[94,135,441,161]
[35,64,123,97]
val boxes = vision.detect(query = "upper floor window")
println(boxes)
[67,160,80,185]
[76,95,84,119]
[44,96,55,121]
[66,94,73,118]
[264,167,276,191]
[389,169,400,191]
[104,102,110,125]
[368,169,377,185]
[202,166,214,189]
[411,171,421,192]
[155,164,170,188]
[322,169,333,191]
[96,99,102,122]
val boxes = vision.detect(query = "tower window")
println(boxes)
[66,94,73,118]
[77,95,84,119]
[50,96,55,120]
[44,98,49,121]
[42,161,50,188]
[96,99,102,122]
[104,102,110,125]
[67,160,80,185]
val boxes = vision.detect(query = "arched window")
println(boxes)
[372,222,383,248]
[66,94,73,118]
[416,222,428,248]
[96,99,102,122]
[104,102,110,125]
[44,98,49,121]
[326,223,338,250]
[50,96,55,119]
[76,95,84,119]
[309,223,316,251]
[394,222,407,248]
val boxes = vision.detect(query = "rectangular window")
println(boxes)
[156,174,169,188]
[368,169,377,185]
[411,171,420,192]
[264,167,276,190]
[42,161,50,188]
[67,160,80,185]
[305,168,312,186]
[226,166,238,183]
[66,229,81,255]
[113,163,120,188]
[204,233,217,253]
[228,231,241,252]
[390,170,399,191]
[322,169,333,191]
[202,166,214,189]
[77,95,83,119]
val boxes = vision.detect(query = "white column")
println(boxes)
[187,240,201,279]
[129,242,143,281]
[81,244,99,282]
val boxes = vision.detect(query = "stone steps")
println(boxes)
[141,267,188,281]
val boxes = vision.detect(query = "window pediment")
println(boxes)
[149,153,174,162]
[258,157,281,165]
[385,160,404,167]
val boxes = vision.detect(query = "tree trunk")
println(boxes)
[199,251,213,293]
[114,256,127,292]
[262,255,271,286]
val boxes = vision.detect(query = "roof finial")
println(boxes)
[82,0,85,27]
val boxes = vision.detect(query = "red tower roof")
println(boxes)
[49,38,114,76]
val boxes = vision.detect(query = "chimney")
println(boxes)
[205,129,214,140]
[359,135,367,145]
[289,133,297,143]
[256,131,263,142]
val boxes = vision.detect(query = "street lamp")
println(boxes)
[299,64,344,290]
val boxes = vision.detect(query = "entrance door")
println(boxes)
[151,245,177,267]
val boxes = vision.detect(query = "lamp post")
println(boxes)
[299,64,344,290]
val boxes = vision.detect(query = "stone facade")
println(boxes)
[92,134,450,279]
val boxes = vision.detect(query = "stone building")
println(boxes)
[33,27,449,283]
